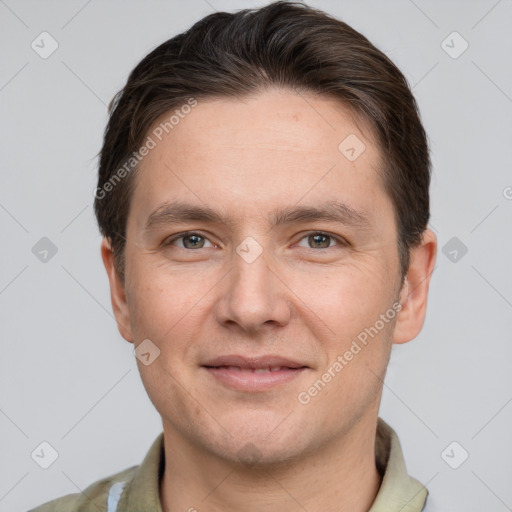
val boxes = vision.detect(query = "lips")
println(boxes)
[215,365,292,373]
[201,354,307,370]
[201,355,308,391]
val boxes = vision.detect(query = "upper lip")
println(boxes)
[202,355,307,369]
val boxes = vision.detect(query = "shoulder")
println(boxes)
[28,465,138,512]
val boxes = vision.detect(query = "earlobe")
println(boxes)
[393,230,437,345]
[100,238,134,343]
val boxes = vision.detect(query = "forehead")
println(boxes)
[129,88,391,231]
[146,89,380,166]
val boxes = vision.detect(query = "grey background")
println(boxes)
[1,1,511,510]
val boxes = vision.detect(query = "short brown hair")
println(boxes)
[94,1,430,280]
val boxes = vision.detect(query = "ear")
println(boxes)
[101,238,134,343]
[393,229,437,344]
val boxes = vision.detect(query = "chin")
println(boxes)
[207,414,313,464]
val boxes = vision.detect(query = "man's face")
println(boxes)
[117,89,406,464]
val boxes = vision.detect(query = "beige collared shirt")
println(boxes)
[29,417,434,512]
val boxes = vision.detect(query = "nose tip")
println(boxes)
[214,246,291,333]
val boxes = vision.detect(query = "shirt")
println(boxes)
[29,417,435,512]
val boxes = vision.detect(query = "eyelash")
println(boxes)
[162,231,348,250]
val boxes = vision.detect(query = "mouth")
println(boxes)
[206,365,302,373]
[201,355,309,391]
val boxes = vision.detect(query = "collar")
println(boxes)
[369,418,428,511]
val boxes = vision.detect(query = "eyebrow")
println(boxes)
[143,200,372,232]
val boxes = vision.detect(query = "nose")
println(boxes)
[214,245,291,334]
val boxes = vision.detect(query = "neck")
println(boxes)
[160,415,382,512]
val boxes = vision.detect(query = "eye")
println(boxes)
[296,232,346,249]
[163,232,216,249]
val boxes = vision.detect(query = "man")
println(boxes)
[31,2,437,511]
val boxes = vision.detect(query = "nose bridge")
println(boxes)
[233,246,271,295]
[215,240,290,332]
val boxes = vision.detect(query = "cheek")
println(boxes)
[125,260,202,342]
[126,268,207,407]
[286,259,396,336]
[125,259,222,378]
[284,260,397,402]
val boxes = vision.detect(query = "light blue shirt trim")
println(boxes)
[107,481,126,512]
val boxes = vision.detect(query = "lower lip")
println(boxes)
[202,366,307,391]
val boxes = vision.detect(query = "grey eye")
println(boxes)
[296,233,339,249]
[308,234,332,248]
[166,233,215,249]
[182,234,206,249]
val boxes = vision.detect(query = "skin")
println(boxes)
[102,89,437,512]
